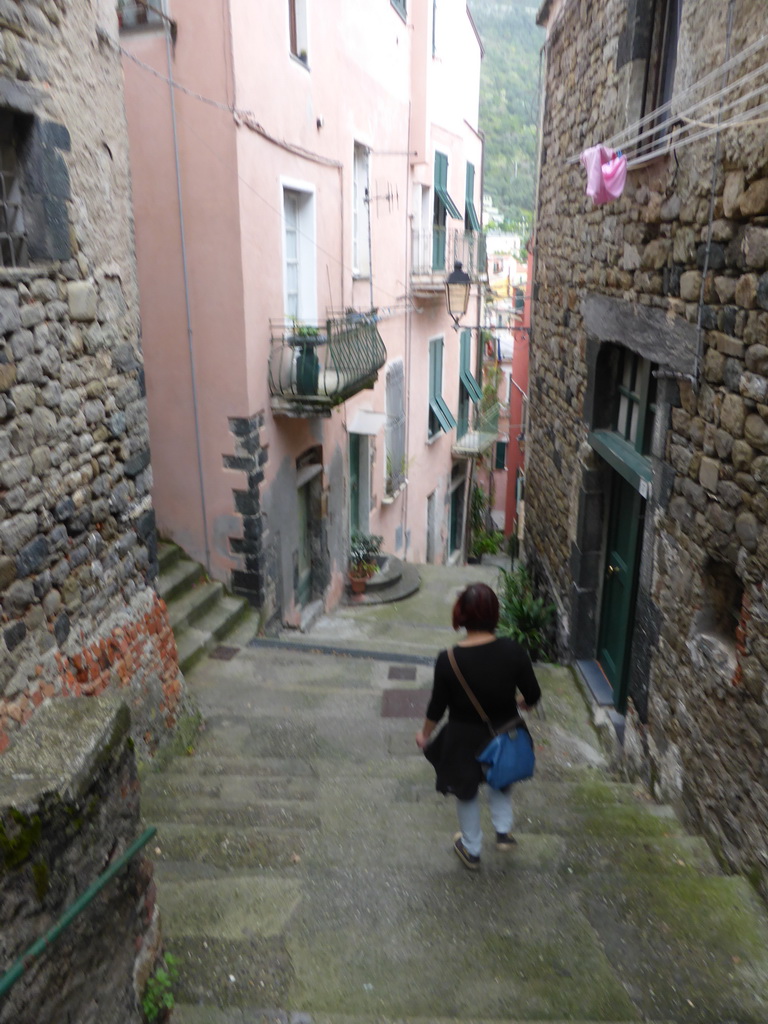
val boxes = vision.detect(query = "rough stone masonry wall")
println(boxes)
[528,0,768,897]
[0,2,183,754]
[0,696,160,1024]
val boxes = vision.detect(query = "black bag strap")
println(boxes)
[447,647,494,735]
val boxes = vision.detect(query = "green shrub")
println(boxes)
[497,564,555,661]
[470,529,505,557]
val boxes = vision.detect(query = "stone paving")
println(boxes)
[140,563,768,1023]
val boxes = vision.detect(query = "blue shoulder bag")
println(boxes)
[447,647,535,790]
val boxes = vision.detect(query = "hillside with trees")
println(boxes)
[468,1,545,234]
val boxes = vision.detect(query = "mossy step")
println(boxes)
[157,540,182,574]
[157,556,205,604]
[149,823,308,870]
[153,753,318,779]
[167,579,227,633]
[175,597,251,673]
[174,1012,664,1024]
[165,934,292,1009]
[141,771,318,803]
[560,833,721,876]
[141,796,319,831]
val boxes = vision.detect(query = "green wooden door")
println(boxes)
[597,472,644,712]
[450,483,464,556]
[349,434,361,534]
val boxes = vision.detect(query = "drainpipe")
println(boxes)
[165,23,211,572]
[402,101,412,559]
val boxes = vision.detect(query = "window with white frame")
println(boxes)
[386,360,406,496]
[283,187,316,321]
[353,143,370,277]
[289,0,309,64]
[428,337,456,439]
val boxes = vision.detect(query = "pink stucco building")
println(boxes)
[118,0,487,625]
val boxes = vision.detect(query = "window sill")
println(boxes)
[290,53,310,70]
[382,481,407,505]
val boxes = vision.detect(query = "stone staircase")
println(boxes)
[157,542,259,673]
[139,640,768,1024]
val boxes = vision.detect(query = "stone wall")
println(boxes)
[0,2,183,753]
[0,696,160,1024]
[528,0,768,898]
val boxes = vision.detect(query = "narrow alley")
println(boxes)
[141,564,768,1024]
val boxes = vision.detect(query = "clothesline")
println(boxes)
[565,35,768,166]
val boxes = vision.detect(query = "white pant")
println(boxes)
[456,785,514,857]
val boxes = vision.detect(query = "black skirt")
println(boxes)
[424,719,492,801]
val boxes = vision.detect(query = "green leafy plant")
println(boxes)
[497,564,555,662]
[349,531,383,578]
[471,529,505,558]
[142,954,179,1023]
[291,321,321,339]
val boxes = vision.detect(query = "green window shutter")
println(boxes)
[495,441,508,470]
[429,338,457,433]
[465,162,481,231]
[434,151,462,221]
[459,330,482,403]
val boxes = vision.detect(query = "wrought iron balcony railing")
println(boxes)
[411,228,486,295]
[269,313,387,417]
[452,401,501,458]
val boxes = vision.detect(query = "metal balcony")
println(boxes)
[269,313,387,417]
[411,228,487,298]
[452,402,500,458]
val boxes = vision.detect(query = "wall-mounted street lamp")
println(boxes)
[445,261,471,328]
[445,260,525,333]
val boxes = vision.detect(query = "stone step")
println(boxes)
[142,795,319,831]
[174,1012,665,1024]
[149,824,308,870]
[151,753,318,779]
[345,556,421,605]
[174,596,251,673]
[167,578,227,634]
[157,555,205,604]
[158,539,182,574]
[141,771,318,803]
[165,934,292,1010]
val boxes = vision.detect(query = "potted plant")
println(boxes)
[290,323,322,396]
[348,531,383,593]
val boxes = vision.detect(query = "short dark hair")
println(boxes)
[452,583,500,632]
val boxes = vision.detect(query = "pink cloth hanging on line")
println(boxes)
[579,145,627,205]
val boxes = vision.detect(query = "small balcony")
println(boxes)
[411,228,486,298]
[269,313,387,418]
[452,402,500,458]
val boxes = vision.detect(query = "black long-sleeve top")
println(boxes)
[424,637,541,800]
[427,637,541,728]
